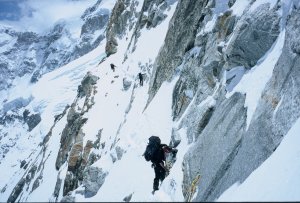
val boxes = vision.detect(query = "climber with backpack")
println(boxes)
[143,136,178,194]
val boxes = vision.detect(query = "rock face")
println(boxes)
[105,0,137,56]
[148,0,213,102]
[182,92,247,201]
[82,166,108,198]
[73,1,109,60]
[143,0,299,201]
[7,178,25,203]
[53,72,103,198]
[25,113,42,132]
[224,3,280,69]
[77,72,99,98]
[205,7,300,201]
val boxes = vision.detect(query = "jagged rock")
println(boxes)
[224,3,280,69]
[87,152,100,166]
[7,178,25,203]
[93,129,102,149]
[26,165,37,184]
[123,77,132,90]
[63,172,78,196]
[115,146,125,160]
[53,177,62,198]
[55,111,87,170]
[81,0,103,19]
[170,128,181,148]
[110,153,117,163]
[26,113,41,132]
[60,195,75,202]
[66,104,80,122]
[77,72,99,98]
[0,62,11,90]
[213,10,236,39]
[0,112,23,126]
[105,0,137,56]
[68,142,83,171]
[55,71,98,196]
[16,31,39,45]
[177,90,216,144]
[80,9,109,36]
[20,160,26,168]
[172,46,217,123]
[30,70,41,83]
[82,140,94,166]
[0,0,108,93]
[83,166,108,198]
[123,192,133,202]
[200,7,300,201]
[141,0,176,29]
[1,184,7,193]
[31,175,42,192]
[183,92,246,201]
[149,0,213,102]
[105,37,118,56]
[228,0,236,8]
[151,10,167,28]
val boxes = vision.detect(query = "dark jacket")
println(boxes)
[151,144,172,165]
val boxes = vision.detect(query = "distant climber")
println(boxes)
[110,63,116,72]
[138,72,143,86]
[143,136,178,194]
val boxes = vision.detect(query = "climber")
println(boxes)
[110,63,116,72]
[138,72,143,86]
[143,136,178,194]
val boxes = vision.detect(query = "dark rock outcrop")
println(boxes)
[7,178,25,203]
[83,166,108,198]
[224,3,280,69]
[205,7,300,201]
[105,0,136,56]
[183,92,246,201]
[77,72,99,98]
[149,0,212,102]
[181,3,299,202]
[26,113,41,132]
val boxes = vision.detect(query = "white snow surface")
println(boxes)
[230,0,250,16]
[0,1,187,202]
[1,0,300,202]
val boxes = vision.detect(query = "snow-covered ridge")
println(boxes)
[0,0,112,94]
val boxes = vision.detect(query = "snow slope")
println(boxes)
[1,0,300,202]
[1,1,186,201]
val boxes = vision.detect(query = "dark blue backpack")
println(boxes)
[143,136,161,162]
